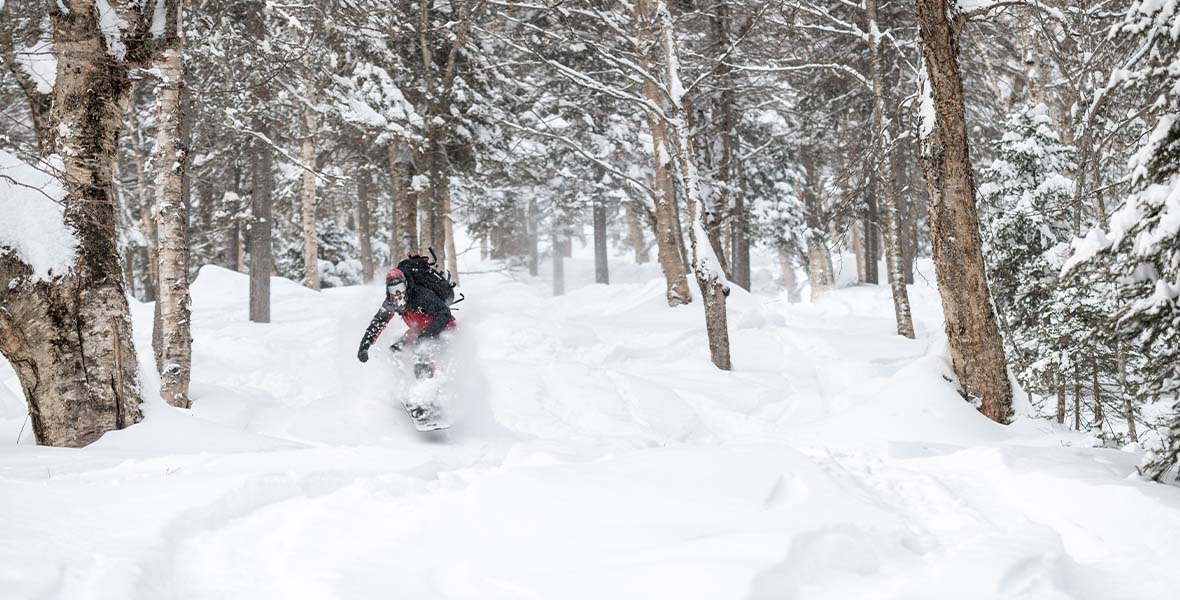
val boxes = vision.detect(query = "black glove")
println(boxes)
[357,345,369,363]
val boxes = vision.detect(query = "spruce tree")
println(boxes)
[1073,0,1180,479]
[979,104,1075,396]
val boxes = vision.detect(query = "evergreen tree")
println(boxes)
[979,104,1075,397]
[1103,0,1180,481]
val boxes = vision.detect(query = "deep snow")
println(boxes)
[2,247,1179,600]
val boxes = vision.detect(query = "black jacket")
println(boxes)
[359,285,453,351]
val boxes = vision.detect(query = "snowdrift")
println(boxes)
[1,250,1178,600]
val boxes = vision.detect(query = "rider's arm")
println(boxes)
[359,298,399,351]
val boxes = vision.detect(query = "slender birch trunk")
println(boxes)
[1118,341,1137,442]
[152,2,192,408]
[801,144,834,301]
[300,79,320,289]
[132,124,159,301]
[868,0,915,338]
[656,0,730,369]
[916,0,1013,423]
[633,0,692,306]
[443,175,459,284]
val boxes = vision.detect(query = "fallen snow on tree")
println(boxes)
[0,150,75,279]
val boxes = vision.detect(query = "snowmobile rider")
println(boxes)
[356,264,456,363]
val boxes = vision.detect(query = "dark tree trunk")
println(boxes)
[553,226,565,296]
[248,121,273,323]
[527,195,539,276]
[389,141,416,260]
[357,170,374,283]
[862,184,880,285]
[593,192,609,284]
[916,0,1014,423]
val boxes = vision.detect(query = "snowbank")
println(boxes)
[0,150,75,279]
[1,243,1179,599]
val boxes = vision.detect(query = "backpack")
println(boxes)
[397,249,459,305]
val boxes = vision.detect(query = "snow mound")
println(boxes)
[0,150,75,279]
[1,245,1179,599]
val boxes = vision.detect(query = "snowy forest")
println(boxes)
[2,0,1180,597]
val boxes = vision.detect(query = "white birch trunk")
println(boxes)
[867,0,915,338]
[151,3,192,408]
[656,1,731,370]
[300,79,320,289]
[633,0,692,307]
[0,0,153,446]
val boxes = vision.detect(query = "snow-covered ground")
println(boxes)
[2,246,1179,600]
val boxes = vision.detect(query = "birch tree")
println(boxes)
[152,0,193,408]
[0,0,180,446]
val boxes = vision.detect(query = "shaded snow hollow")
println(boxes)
[1,247,1179,600]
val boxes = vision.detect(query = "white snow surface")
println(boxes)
[0,150,75,278]
[2,246,1180,600]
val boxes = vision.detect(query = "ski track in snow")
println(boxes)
[2,252,1180,600]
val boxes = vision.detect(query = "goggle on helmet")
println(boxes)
[385,267,408,307]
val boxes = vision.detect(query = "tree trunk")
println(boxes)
[896,134,918,285]
[633,0,691,306]
[443,174,459,284]
[656,0,730,370]
[389,141,416,260]
[625,199,650,263]
[862,189,880,284]
[780,249,802,303]
[357,170,374,283]
[247,6,272,322]
[132,124,158,302]
[802,144,834,301]
[710,1,750,291]
[224,219,240,271]
[553,225,565,296]
[593,191,610,284]
[853,219,866,282]
[299,80,320,289]
[249,126,273,322]
[0,2,150,446]
[425,133,448,259]
[1056,373,1066,425]
[916,0,1013,423]
[1092,360,1105,436]
[867,0,915,338]
[527,194,540,276]
[1118,341,1137,442]
[151,5,193,408]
